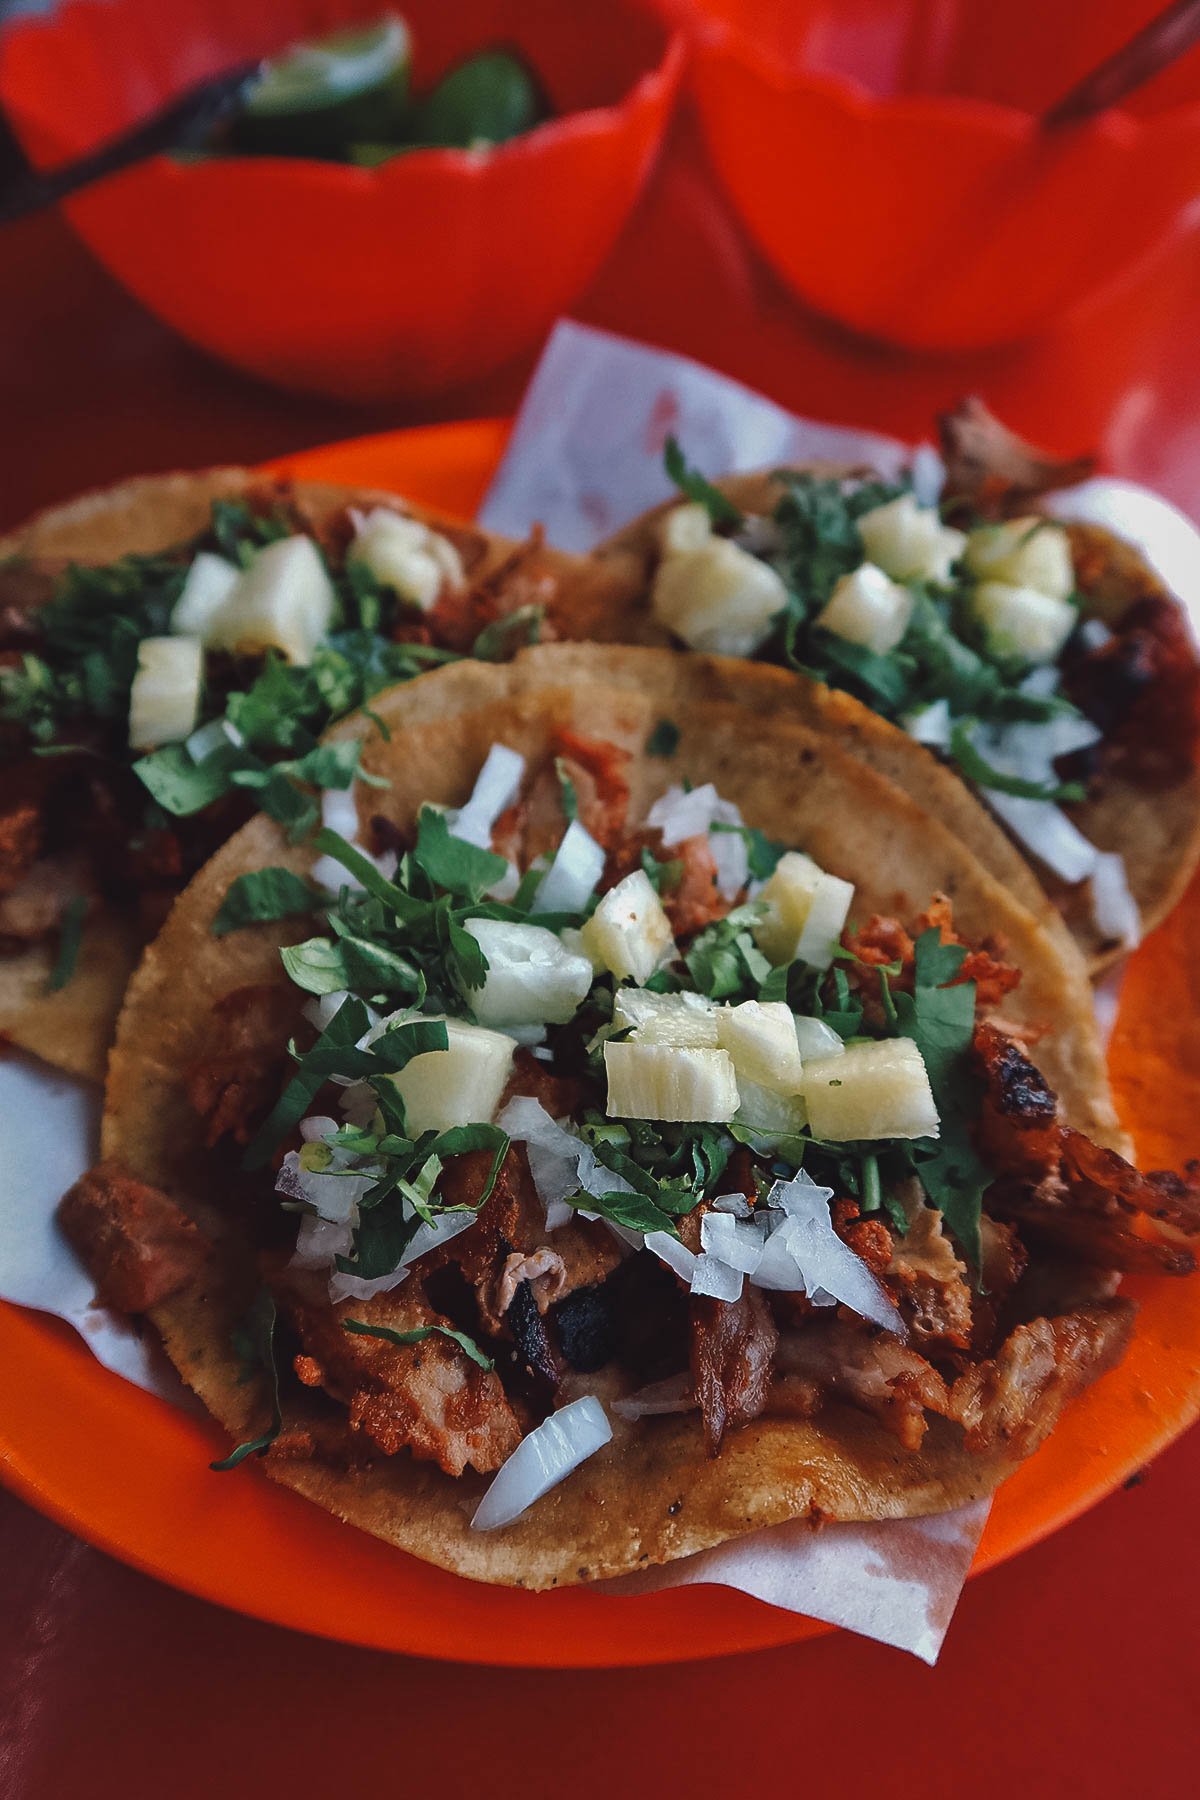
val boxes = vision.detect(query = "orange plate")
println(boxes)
[2,417,1198,1667]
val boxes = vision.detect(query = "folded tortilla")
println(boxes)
[562,471,1200,971]
[0,471,619,1081]
[101,645,1133,1587]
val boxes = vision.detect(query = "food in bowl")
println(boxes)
[59,646,1199,1586]
[219,11,546,163]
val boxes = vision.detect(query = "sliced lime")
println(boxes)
[409,49,543,150]
[235,14,412,157]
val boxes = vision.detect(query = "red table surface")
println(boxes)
[2,106,1199,1797]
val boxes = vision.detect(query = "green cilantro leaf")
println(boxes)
[949,721,1087,803]
[342,1317,494,1370]
[210,1290,282,1469]
[663,437,744,529]
[212,868,319,937]
[646,718,680,758]
[46,894,87,992]
[412,807,508,900]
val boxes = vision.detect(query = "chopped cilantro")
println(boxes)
[46,894,87,992]
[210,1290,282,1469]
[342,1317,494,1370]
[211,868,320,937]
[663,436,744,529]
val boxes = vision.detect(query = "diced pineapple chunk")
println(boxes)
[716,1000,804,1094]
[734,1078,808,1140]
[127,637,203,749]
[206,536,335,665]
[652,536,788,657]
[800,1038,939,1141]
[350,507,465,611]
[857,494,966,585]
[816,562,914,655]
[169,552,241,639]
[604,1043,739,1123]
[963,517,1073,600]
[659,502,714,556]
[459,919,592,1028]
[612,987,719,1047]
[580,870,676,985]
[752,851,854,970]
[970,580,1076,665]
[387,1017,514,1135]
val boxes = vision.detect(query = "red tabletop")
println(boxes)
[2,105,1199,1796]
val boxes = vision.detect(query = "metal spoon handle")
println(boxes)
[1042,0,1200,130]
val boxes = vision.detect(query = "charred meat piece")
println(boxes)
[948,1301,1134,1457]
[938,397,1095,517]
[275,1273,521,1477]
[974,1020,1200,1274]
[773,1318,950,1452]
[553,1284,617,1374]
[691,1285,778,1456]
[58,1161,209,1313]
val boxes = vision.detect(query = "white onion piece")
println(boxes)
[446,744,525,849]
[1091,851,1141,948]
[700,1209,766,1274]
[645,782,748,899]
[1078,617,1113,652]
[711,1192,753,1218]
[299,1114,338,1144]
[185,716,244,761]
[603,1221,645,1253]
[612,1374,696,1420]
[902,698,951,749]
[1018,664,1060,701]
[909,443,945,508]
[764,1173,904,1332]
[471,1396,612,1531]
[644,1230,696,1283]
[689,1253,744,1301]
[321,785,360,840]
[275,1148,378,1224]
[303,989,350,1034]
[486,859,521,903]
[984,792,1101,885]
[793,1014,846,1061]
[531,820,605,915]
[312,789,397,892]
[496,1097,583,1231]
[289,1213,353,1271]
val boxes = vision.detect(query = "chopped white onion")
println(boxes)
[711,1191,753,1218]
[689,1253,744,1301]
[312,788,397,893]
[303,989,350,1034]
[1078,617,1113,652]
[792,1015,846,1061]
[909,444,946,508]
[497,1096,636,1231]
[531,820,605,915]
[612,1374,696,1419]
[700,1209,767,1274]
[902,697,952,749]
[643,1229,696,1283]
[496,1097,583,1230]
[1091,851,1141,949]
[984,791,1103,886]
[471,1396,612,1531]
[275,1143,379,1225]
[289,1213,353,1271]
[446,744,525,849]
[763,1173,904,1331]
[185,716,244,762]
[645,782,748,899]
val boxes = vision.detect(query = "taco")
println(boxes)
[0,469,618,1079]
[563,401,1200,970]
[59,646,1199,1588]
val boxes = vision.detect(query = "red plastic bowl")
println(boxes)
[0,0,683,399]
[687,0,1200,352]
